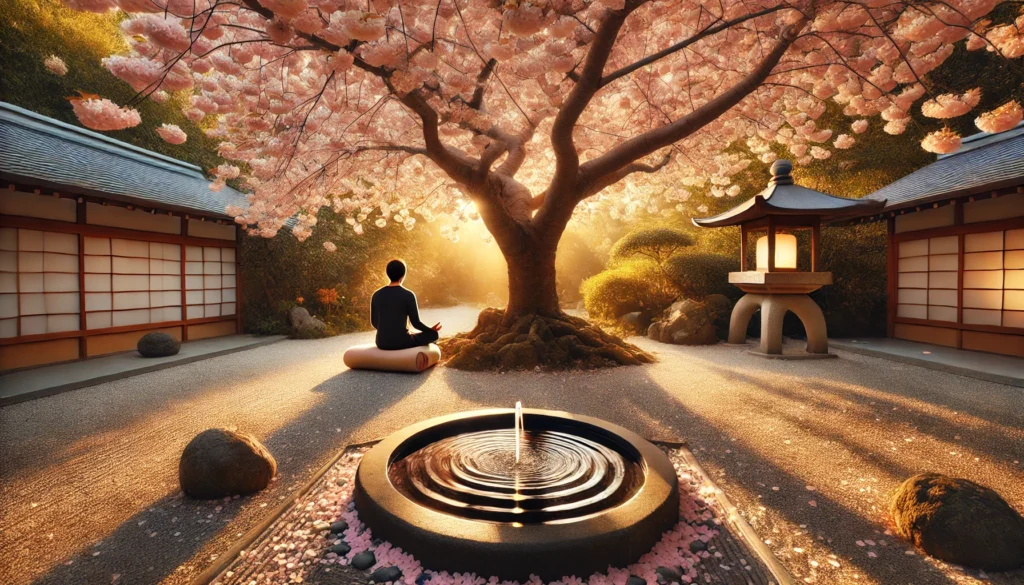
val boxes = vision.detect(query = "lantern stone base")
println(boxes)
[728,293,834,358]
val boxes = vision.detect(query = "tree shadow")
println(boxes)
[441,362,968,585]
[23,366,434,585]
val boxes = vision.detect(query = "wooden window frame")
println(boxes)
[0,214,240,352]
[887,205,1024,342]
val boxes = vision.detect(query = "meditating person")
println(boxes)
[371,259,442,350]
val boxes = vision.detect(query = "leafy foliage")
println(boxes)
[609,227,695,264]
[581,258,676,320]
[663,253,739,300]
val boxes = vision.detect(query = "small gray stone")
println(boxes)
[655,566,682,584]
[370,566,402,583]
[689,539,707,553]
[330,520,348,533]
[328,543,350,556]
[351,550,376,570]
[137,332,181,357]
[626,576,647,585]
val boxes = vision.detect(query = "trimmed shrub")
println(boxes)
[610,227,694,263]
[663,252,739,300]
[581,259,675,320]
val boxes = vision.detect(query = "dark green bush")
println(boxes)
[581,259,675,320]
[610,227,695,263]
[663,252,740,300]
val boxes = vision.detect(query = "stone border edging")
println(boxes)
[829,341,1023,388]
[669,441,798,585]
[189,439,380,585]
[0,336,286,407]
[197,435,798,585]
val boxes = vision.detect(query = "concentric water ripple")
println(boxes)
[388,429,643,523]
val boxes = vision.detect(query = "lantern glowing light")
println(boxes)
[756,234,797,271]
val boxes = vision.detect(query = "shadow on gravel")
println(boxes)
[441,362,963,585]
[26,366,433,585]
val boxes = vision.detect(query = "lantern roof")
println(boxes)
[692,160,885,228]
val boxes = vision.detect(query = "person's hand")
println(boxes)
[432,322,442,332]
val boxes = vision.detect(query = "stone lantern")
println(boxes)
[693,160,885,357]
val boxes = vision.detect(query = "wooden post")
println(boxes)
[77,198,87,359]
[811,219,821,273]
[235,226,243,335]
[886,216,896,338]
[739,224,748,272]
[181,219,189,343]
[766,216,776,272]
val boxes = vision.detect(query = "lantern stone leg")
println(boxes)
[728,291,832,357]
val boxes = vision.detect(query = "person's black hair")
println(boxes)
[386,259,407,282]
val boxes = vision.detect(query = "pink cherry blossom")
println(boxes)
[44,55,68,76]
[920,88,982,118]
[975,100,1023,133]
[56,0,1019,309]
[70,97,141,131]
[833,134,855,149]
[156,123,187,144]
[323,241,337,252]
[921,128,963,154]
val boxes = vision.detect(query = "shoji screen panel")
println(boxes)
[1007,229,1024,328]
[0,228,80,337]
[896,236,960,322]
[926,236,959,322]
[185,245,236,319]
[85,237,181,329]
[896,239,929,319]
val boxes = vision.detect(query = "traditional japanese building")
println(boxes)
[848,124,1024,357]
[0,102,247,371]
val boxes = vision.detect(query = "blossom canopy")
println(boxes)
[60,0,1023,252]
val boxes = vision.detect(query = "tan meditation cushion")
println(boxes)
[343,343,441,373]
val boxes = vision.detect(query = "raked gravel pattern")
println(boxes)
[1,305,1023,585]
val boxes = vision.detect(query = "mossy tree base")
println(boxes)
[439,308,655,371]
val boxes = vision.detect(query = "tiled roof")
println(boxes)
[862,123,1024,211]
[693,159,884,227]
[0,102,245,218]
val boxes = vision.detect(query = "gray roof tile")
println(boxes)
[863,124,1024,211]
[0,102,245,218]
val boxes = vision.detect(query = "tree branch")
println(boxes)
[576,18,808,199]
[545,1,644,202]
[599,5,786,88]
[578,149,672,200]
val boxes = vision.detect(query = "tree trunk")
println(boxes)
[505,243,560,319]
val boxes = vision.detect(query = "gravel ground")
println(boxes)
[1,304,1022,585]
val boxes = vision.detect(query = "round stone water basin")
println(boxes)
[353,409,679,579]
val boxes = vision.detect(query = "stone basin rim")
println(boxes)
[353,408,680,580]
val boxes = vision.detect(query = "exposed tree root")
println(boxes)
[439,308,655,371]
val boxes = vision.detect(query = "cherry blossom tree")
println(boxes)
[63,0,1023,365]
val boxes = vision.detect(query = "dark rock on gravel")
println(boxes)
[178,428,276,499]
[890,473,1024,570]
[626,576,647,585]
[330,520,348,533]
[370,566,402,583]
[328,543,350,556]
[351,550,376,570]
[689,539,707,553]
[655,566,682,583]
[137,332,180,357]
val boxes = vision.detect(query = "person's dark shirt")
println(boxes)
[370,285,431,349]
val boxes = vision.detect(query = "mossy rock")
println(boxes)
[890,473,1024,570]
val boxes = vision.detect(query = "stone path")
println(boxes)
[1,305,1022,585]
